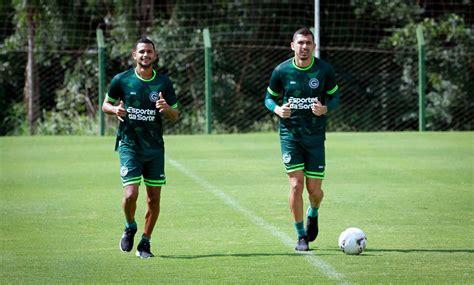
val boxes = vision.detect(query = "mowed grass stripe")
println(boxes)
[169,158,350,284]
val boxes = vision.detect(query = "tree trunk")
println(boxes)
[136,0,154,36]
[25,2,40,135]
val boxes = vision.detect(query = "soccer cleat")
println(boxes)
[306,215,319,242]
[295,236,309,251]
[136,240,155,258]
[120,227,137,252]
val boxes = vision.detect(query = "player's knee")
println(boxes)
[123,186,138,202]
[147,194,160,205]
[290,180,304,194]
[308,187,324,199]
[123,193,137,204]
[146,191,161,207]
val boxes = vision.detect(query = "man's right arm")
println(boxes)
[102,77,126,121]
[265,92,291,118]
[265,68,291,118]
[102,97,126,121]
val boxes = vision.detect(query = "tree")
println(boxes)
[382,14,473,130]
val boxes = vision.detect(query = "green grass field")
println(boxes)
[1,132,473,284]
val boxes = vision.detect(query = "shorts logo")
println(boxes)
[120,166,128,177]
[309,78,319,89]
[282,153,292,164]
[149,91,159,102]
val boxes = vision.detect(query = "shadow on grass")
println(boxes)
[160,250,338,259]
[159,248,473,259]
[365,248,474,254]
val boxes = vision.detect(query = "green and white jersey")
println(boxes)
[267,56,339,140]
[106,68,178,152]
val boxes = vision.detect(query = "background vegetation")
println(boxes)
[0,0,472,135]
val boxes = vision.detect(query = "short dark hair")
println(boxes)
[293,28,314,42]
[134,37,156,51]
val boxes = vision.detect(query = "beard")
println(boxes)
[138,61,153,69]
[138,57,154,68]
[298,50,311,60]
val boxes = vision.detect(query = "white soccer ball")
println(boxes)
[338,227,367,255]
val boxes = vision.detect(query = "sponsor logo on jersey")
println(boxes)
[149,91,159,102]
[290,81,296,84]
[309,78,319,89]
[130,91,136,95]
[126,107,156,121]
[282,152,291,163]
[120,166,128,177]
[288,97,318,110]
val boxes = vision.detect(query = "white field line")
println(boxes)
[169,159,351,284]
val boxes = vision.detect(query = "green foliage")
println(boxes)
[4,0,102,53]
[5,1,62,53]
[20,53,100,136]
[382,14,473,130]
[1,0,104,135]
[35,110,98,135]
[2,102,29,135]
[55,55,99,116]
[1,2,472,134]
[0,52,26,135]
[352,0,423,24]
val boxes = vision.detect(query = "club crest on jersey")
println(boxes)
[282,153,291,164]
[309,78,319,89]
[120,166,128,177]
[149,91,159,102]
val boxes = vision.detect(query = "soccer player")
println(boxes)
[102,37,179,258]
[264,28,340,251]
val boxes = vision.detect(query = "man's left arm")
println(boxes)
[156,78,179,122]
[156,92,179,122]
[312,67,340,116]
[324,66,340,112]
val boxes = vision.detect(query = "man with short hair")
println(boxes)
[102,37,179,258]
[264,28,340,251]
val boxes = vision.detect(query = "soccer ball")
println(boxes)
[338,227,367,255]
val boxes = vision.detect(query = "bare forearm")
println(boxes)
[102,101,117,115]
[102,99,126,121]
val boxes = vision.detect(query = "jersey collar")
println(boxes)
[134,69,156,82]
[292,56,315,71]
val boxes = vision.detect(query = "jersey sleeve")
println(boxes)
[163,77,178,109]
[324,65,340,111]
[324,66,339,97]
[106,75,124,104]
[266,67,283,97]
